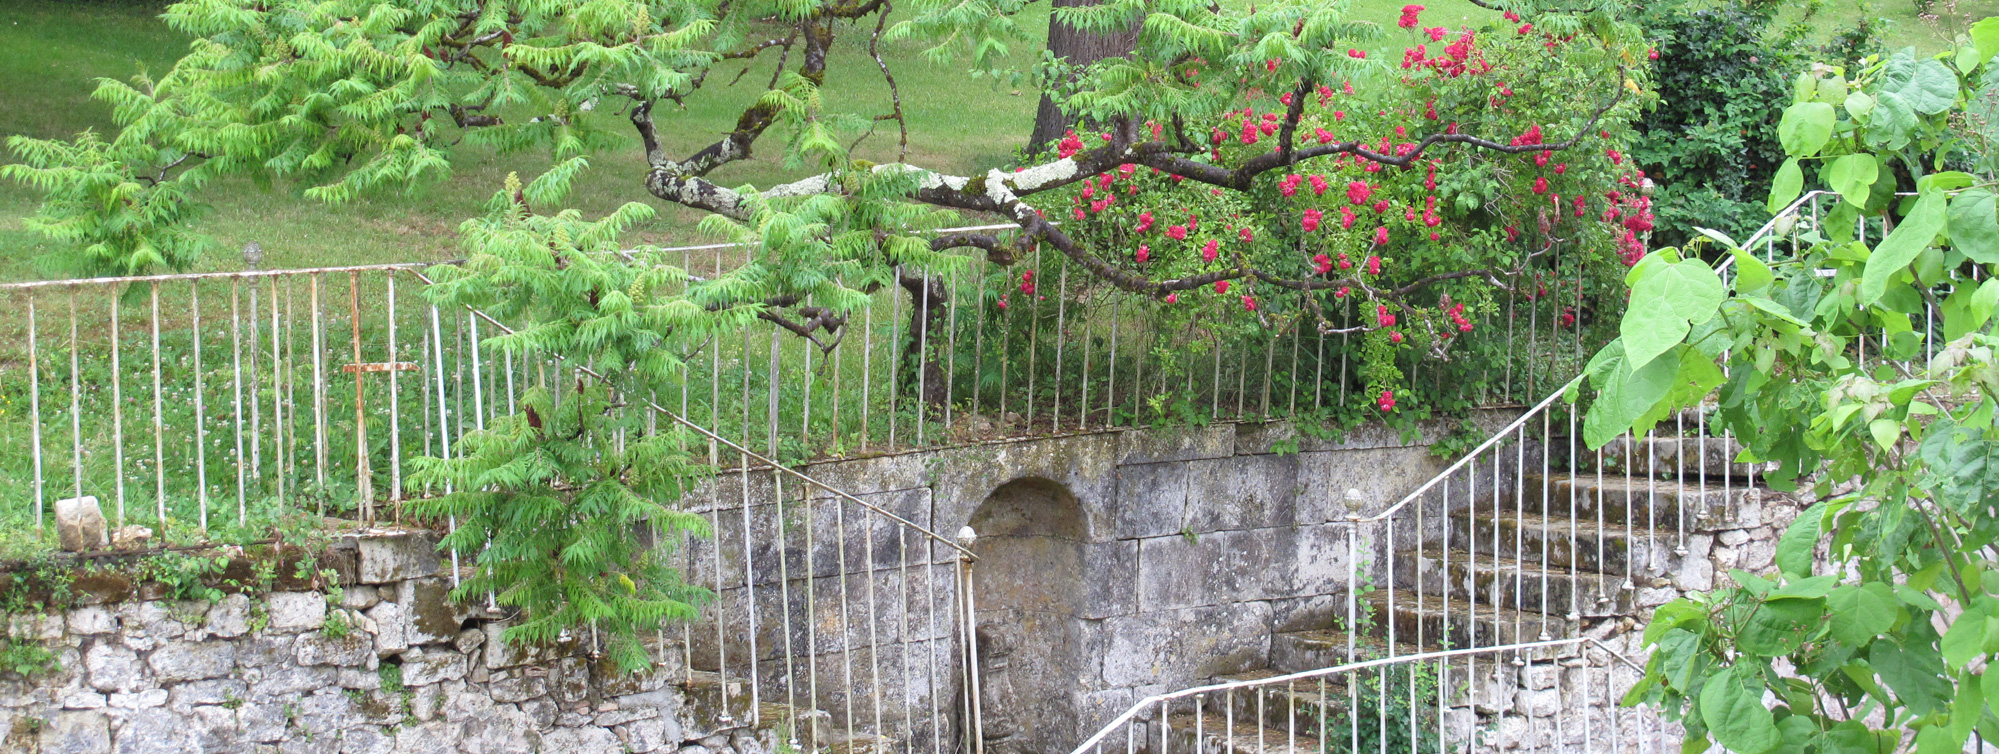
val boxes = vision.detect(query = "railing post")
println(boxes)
[957,525,983,754]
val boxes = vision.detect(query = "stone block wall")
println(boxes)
[1,533,781,754]
[659,414,1525,754]
[1442,482,1802,753]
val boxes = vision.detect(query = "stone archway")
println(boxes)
[969,477,1088,754]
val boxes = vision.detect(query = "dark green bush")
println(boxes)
[1632,1,1815,247]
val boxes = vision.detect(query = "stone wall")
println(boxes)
[666,414,1523,754]
[1444,463,1803,753]
[10,412,1703,754]
[1,533,780,754]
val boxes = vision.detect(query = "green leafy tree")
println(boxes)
[1593,23,1999,753]
[6,0,1649,663]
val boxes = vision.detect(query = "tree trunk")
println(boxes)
[897,267,950,411]
[1025,0,1141,154]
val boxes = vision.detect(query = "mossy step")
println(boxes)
[1268,631,1431,676]
[1361,589,1574,651]
[1208,669,1350,730]
[1579,435,1771,480]
[1516,472,1760,529]
[1166,712,1324,754]
[1394,549,1634,618]
[1447,512,1681,577]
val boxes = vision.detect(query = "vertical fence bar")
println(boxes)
[231,280,246,524]
[112,292,127,526]
[69,290,82,502]
[151,283,166,526]
[193,282,209,531]
[30,295,44,531]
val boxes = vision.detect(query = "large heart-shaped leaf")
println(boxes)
[1701,664,1779,754]
[1829,582,1899,645]
[1824,154,1879,208]
[1860,189,1949,305]
[1900,59,1962,114]
[1948,188,1999,263]
[1779,101,1836,156]
[1768,158,1803,214]
[1973,17,1999,65]
[1624,253,1726,370]
[1867,91,1919,150]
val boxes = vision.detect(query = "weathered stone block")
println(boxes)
[1117,424,1235,465]
[366,601,408,655]
[1138,528,1294,610]
[66,607,116,635]
[55,495,108,552]
[38,710,109,754]
[490,673,550,704]
[1182,454,1299,532]
[204,594,250,639]
[247,663,339,696]
[339,585,380,611]
[266,592,327,632]
[296,631,374,667]
[149,640,236,681]
[336,725,394,754]
[540,727,623,753]
[115,707,198,752]
[166,678,246,707]
[618,717,681,753]
[1096,601,1273,687]
[108,689,167,709]
[400,649,467,686]
[83,643,144,693]
[355,532,440,584]
[396,578,469,646]
[1110,463,1188,540]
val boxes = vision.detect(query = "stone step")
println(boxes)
[1447,512,1679,577]
[1394,550,1634,618]
[1167,713,1323,754]
[1515,473,1761,530]
[1581,435,1772,480]
[1365,590,1574,651]
[1210,669,1349,731]
[679,670,894,753]
[1274,592,1571,664]
[1267,631,1429,676]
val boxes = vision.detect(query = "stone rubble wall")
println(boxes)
[2,532,779,754]
[1447,482,1800,753]
[2,415,1772,754]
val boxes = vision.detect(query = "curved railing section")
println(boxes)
[1067,639,1662,754]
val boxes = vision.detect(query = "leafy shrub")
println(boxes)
[1630,1,1819,247]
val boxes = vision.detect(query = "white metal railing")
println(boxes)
[1069,639,1662,754]
[0,218,1606,751]
[0,257,988,754]
[1240,188,1962,753]
[0,221,1597,537]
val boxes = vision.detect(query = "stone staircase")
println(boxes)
[679,670,901,754]
[1164,432,1770,752]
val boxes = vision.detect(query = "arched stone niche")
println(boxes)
[968,476,1090,754]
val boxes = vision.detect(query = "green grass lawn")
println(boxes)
[6,0,1974,283]
[0,0,1515,281]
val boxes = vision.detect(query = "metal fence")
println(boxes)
[0,221,1617,754]
[1069,189,1942,754]
[0,226,1606,538]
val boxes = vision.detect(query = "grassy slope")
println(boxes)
[0,0,1515,281]
[26,0,1982,280]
